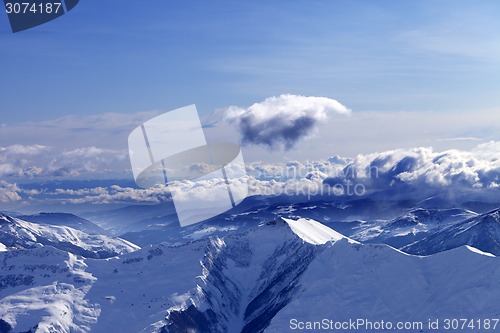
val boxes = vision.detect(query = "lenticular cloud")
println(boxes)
[224,94,351,150]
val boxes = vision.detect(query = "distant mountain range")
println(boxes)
[402,208,500,256]
[349,207,478,245]
[72,193,500,250]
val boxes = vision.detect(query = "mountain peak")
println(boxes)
[282,217,357,245]
[465,245,496,257]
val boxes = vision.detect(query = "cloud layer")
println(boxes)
[3,142,500,210]
[223,94,351,149]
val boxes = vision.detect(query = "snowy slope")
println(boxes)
[266,242,500,332]
[350,207,477,247]
[282,217,357,245]
[1,216,500,333]
[164,218,322,333]
[17,213,108,235]
[163,217,500,333]
[0,240,209,333]
[0,247,98,333]
[84,240,210,333]
[0,213,139,259]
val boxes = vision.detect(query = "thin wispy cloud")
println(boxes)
[0,111,162,149]
[399,6,500,63]
[0,145,127,179]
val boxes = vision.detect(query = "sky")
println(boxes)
[1,0,499,122]
[1,0,500,211]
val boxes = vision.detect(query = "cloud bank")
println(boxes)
[4,142,499,210]
[223,94,351,149]
[335,141,500,190]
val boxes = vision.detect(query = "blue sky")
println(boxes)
[1,0,500,212]
[1,0,499,124]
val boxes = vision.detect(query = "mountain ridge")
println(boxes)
[0,212,139,259]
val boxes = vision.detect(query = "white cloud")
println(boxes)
[54,187,109,196]
[222,94,351,149]
[323,142,500,198]
[236,142,500,199]
[0,181,22,202]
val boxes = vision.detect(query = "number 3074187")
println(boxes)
[5,2,62,14]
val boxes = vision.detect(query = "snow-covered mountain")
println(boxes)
[81,203,178,236]
[350,207,478,247]
[17,213,108,235]
[80,201,263,247]
[78,194,423,243]
[402,208,500,255]
[0,213,139,259]
[162,218,500,333]
[76,194,500,251]
[1,215,500,332]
